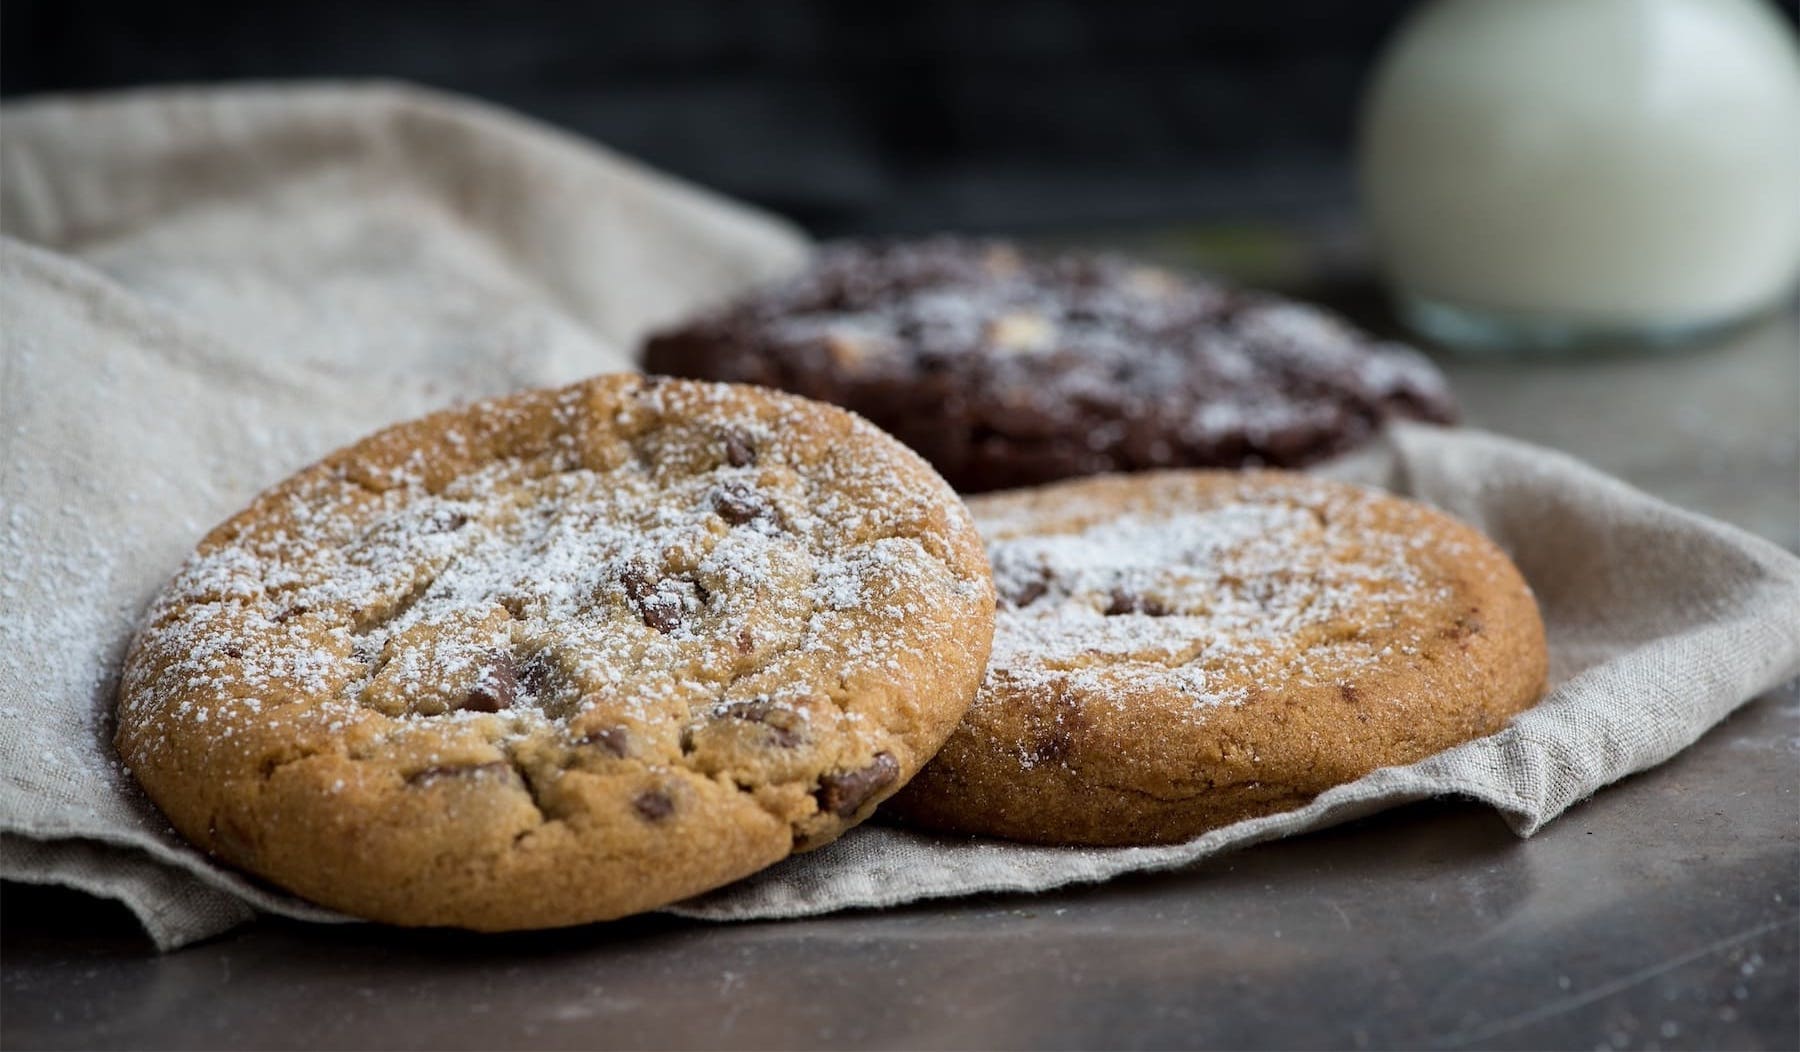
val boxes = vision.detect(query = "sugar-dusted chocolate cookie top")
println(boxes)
[643,238,1457,492]
[885,470,1546,846]
[116,375,995,930]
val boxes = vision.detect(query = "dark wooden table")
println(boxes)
[5,268,1796,1052]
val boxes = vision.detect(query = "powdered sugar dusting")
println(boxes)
[118,378,988,775]
[652,238,1457,492]
[972,474,1455,767]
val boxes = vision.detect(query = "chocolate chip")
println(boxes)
[723,431,757,467]
[272,604,309,624]
[718,699,806,748]
[620,564,682,633]
[220,643,245,659]
[1105,588,1139,616]
[816,752,900,817]
[640,595,683,634]
[1103,588,1171,616]
[407,761,511,786]
[711,482,764,526]
[517,649,560,699]
[620,564,654,603]
[576,726,630,757]
[1339,683,1360,705]
[459,652,518,712]
[633,790,675,821]
[735,627,756,654]
[1004,573,1050,609]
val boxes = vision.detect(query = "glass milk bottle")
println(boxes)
[1358,0,1800,354]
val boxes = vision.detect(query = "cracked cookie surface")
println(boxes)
[116,374,995,929]
[885,471,1546,846]
[643,238,1457,492]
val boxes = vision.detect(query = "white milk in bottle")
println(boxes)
[1358,0,1800,353]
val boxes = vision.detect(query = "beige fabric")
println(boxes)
[3,84,1798,952]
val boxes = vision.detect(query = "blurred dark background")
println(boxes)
[1,0,1417,238]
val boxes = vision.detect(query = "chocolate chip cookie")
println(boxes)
[885,471,1546,846]
[116,375,996,929]
[643,239,1457,492]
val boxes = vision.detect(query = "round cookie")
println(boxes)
[643,238,1457,493]
[885,470,1546,846]
[116,374,996,929]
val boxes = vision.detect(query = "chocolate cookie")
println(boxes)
[885,471,1546,846]
[643,239,1457,492]
[116,375,995,929]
